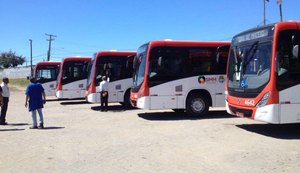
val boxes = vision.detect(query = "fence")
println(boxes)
[0,67,32,79]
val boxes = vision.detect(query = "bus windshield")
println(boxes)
[87,57,96,88]
[228,41,272,91]
[36,65,60,83]
[132,44,148,91]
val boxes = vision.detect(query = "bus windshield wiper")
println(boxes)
[242,41,259,74]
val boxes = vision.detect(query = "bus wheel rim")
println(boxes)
[191,98,204,113]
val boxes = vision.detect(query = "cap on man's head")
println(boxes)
[102,76,107,80]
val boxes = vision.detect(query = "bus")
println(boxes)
[226,21,300,124]
[86,50,136,107]
[130,40,231,116]
[56,57,91,99]
[34,61,60,96]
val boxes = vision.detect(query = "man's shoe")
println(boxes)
[29,126,38,129]
[38,123,44,129]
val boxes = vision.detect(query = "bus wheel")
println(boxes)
[186,94,209,117]
[123,90,133,108]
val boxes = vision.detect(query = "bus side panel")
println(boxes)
[87,93,99,103]
[149,75,226,110]
[215,94,226,107]
[149,96,177,109]
[42,81,57,96]
[93,78,133,103]
[61,79,87,99]
[279,85,300,123]
[137,96,150,109]
[255,104,280,123]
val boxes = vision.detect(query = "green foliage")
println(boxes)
[9,78,30,88]
[0,50,26,68]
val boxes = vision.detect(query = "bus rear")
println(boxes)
[86,51,136,107]
[34,61,60,96]
[131,40,230,117]
[226,21,300,124]
[56,57,91,99]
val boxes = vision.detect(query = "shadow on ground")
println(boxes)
[0,128,25,132]
[236,123,300,139]
[40,126,65,130]
[91,105,137,112]
[8,123,30,126]
[138,110,233,121]
[60,101,90,105]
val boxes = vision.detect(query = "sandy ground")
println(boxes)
[0,86,300,173]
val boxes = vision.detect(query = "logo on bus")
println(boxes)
[218,76,225,83]
[198,76,218,84]
[198,76,206,84]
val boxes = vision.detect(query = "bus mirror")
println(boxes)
[216,53,220,63]
[292,35,300,45]
[158,56,164,69]
[293,45,299,59]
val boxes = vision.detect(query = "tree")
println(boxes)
[0,50,26,68]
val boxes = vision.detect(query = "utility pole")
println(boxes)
[277,0,283,22]
[45,33,57,61]
[263,0,269,25]
[29,39,33,76]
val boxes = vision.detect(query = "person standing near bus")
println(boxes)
[99,76,109,112]
[25,77,46,129]
[0,77,10,125]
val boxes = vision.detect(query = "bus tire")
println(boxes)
[123,90,133,108]
[186,93,209,117]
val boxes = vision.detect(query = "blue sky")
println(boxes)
[0,0,299,65]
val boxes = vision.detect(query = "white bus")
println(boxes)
[34,61,60,96]
[56,57,91,99]
[86,51,136,107]
[131,40,230,117]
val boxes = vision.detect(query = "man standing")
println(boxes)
[99,76,109,112]
[25,77,46,129]
[0,77,10,125]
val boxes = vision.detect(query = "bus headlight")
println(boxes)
[256,91,271,108]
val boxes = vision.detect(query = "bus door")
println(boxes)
[62,61,89,98]
[277,31,300,123]
[148,47,186,109]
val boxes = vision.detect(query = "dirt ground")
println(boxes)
[0,86,300,173]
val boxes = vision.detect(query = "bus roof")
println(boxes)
[35,61,60,66]
[144,40,231,48]
[233,21,300,39]
[94,50,136,58]
[62,56,91,62]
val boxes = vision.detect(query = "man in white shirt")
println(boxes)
[0,77,10,125]
[99,76,109,112]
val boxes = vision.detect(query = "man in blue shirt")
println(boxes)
[25,77,46,129]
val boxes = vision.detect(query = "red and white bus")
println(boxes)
[226,21,300,124]
[86,50,136,107]
[130,40,230,116]
[56,57,91,99]
[34,61,60,96]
